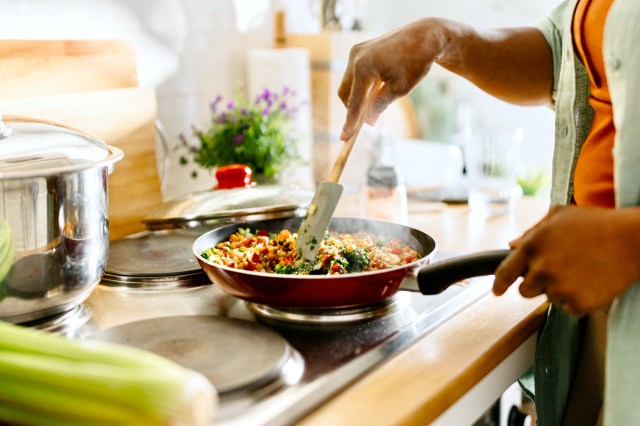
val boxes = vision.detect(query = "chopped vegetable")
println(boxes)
[203,228,420,275]
[0,320,217,426]
[341,247,370,273]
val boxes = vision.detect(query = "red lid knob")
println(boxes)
[215,164,254,189]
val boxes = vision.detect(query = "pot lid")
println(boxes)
[0,114,123,178]
[143,164,313,230]
[143,184,313,230]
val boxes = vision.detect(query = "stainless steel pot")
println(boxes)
[0,114,123,323]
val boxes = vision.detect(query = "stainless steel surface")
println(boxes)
[0,115,123,323]
[73,252,492,425]
[245,294,409,324]
[27,304,92,335]
[92,315,304,395]
[106,231,204,276]
[101,230,211,290]
[142,185,313,231]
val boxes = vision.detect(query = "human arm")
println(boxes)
[492,205,640,315]
[338,17,554,140]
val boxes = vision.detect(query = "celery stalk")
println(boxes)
[0,321,217,426]
[0,375,148,425]
[0,318,177,369]
[1,351,186,421]
[0,404,86,426]
[0,220,14,283]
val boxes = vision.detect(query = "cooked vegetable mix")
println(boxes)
[0,320,217,426]
[201,228,420,275]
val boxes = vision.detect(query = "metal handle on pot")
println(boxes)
[417,249,511,295]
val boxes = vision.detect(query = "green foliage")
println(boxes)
[179,87,302,178]
[409,79,456,142]
[518,167,551,196]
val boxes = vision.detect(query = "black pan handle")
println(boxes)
[417,249,511,295]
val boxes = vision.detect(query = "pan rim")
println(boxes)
[192,216,438,280]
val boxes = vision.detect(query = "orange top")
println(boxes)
[572,0,616,208]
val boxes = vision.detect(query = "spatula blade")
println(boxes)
[297,181,344,260]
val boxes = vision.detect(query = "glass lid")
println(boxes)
[0,114,121,178]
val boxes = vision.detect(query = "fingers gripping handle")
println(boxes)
[329,81,385,183]
[417,250,511,295]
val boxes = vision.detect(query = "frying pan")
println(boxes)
[193,217,510,309]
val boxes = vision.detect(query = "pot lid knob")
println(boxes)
[215,164,254,189]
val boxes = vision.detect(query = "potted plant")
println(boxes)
[178,87,302,183]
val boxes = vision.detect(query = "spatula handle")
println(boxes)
[327,108,367,183]
[327,82,383,183]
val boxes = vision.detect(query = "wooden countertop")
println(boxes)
[297,196,550,425]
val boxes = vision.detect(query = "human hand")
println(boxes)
[492,205,640,315]
[338,18,448,141]
[337,18,553,141]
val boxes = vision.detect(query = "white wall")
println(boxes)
[359,0,564,186]
[1,0,564,200]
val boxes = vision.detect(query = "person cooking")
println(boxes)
[337,1,640,424]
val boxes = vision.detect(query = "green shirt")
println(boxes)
[528,1,640,424]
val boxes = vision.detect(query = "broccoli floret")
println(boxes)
[292,261,315,275]
[341,247,370,273]
[274,264,294,274]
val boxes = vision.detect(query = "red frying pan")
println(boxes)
[193,217,509,309]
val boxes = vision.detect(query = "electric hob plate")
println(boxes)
[90,315,303,394]
[106,232,202,277]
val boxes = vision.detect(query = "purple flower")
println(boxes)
[178,133,188,146]
[262,108,269,116]
[217,113,227,124]
[240,108,248,116]
[210,95,223,113]
[227,101,236,110]
[256,88,271,104]
[233,134,244,144]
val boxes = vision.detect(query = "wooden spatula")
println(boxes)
[297,83,381,260]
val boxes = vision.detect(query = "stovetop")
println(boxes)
[37,254,493,426]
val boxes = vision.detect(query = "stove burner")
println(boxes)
[103,231,209,290]
[246,293,411,324]
[90,315,304,395]
[100,271,210,290]
[22,305,92,336]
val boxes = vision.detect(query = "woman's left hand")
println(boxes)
[492,205,640,315]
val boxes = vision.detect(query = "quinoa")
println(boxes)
[201,227,421,275]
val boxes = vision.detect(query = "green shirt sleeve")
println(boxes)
[536,1,570,107]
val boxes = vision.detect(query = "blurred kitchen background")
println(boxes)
[1,0,563,203]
